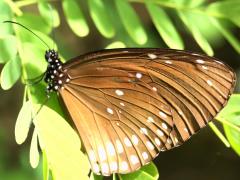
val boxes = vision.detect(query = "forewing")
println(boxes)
[59,48,236,175]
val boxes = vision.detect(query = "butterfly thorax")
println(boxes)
[44,50,70,93]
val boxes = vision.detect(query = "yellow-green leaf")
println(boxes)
[62,0,89,37]
[0,35,17,63]
[119,162,159,180]
[105,41,126,49]
[1,56,21,90]
[115,0,147,45]
[146,3,184,49]
[30,128,40,168]
[88,0,115,38]
[15,100,32,144]
[34,105,90,180]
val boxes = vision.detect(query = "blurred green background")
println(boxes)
[0,0,240,180]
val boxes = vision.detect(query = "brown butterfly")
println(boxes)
[43,48,236,176]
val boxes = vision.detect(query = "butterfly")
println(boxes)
[43,48,236,176]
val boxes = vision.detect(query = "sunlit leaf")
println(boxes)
[42,150,49,180]
[38,1,60,28]
[88,0,115,38]
[30,128,40,168]
[90,172,103,180]
[177,11,214,56]
[34,105,90,180]
[62,0,89,37]
[15,100,32,144]
[207,0,240,27]
[105,41,126,49]
[218,95,240,118]
[115,0,148,45]
[146,3,184,49]
[224,115,240,156]
[0,0,13,36]
[210,18,240,54]
[0,35,17,63]
[16,13,51,34]
[0,56,21,90]
[119,162,159,180]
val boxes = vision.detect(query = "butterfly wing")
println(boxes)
[59,48,236,175]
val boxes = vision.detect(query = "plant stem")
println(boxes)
[4,0,23,16]
[15,0,38,8]
[209,122,230,148]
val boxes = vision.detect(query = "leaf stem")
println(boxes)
[209,122,230,148]
[4,0,23,16]
[15,0,38,7]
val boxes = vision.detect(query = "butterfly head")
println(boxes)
[44,50,70,93]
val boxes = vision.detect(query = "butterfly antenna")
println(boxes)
[3,20,50,49]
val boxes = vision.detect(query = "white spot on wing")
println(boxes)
[101,163,109,174]
[136,72,142,79]
[147,116,154,123]
[110,162,118,171]
[107,142,116,156]
[140,128,148,135]
[148,53,157,59]
[115,89,124,96]
[120,102,125,106]
[146,141,154,150]
[107,108,114,114]
[155,138,161,146]
[157,129,164,137]
[159,111,167,118]
[196,59,205,64]
[120,161,129,171]
[132,135,139,145]
[116,140,124,154]
[142,152,148,160]
[202,66,208,70]
[162,122,168,130]
[124,137,132,147]
[165,60,172,64]
[167,138,172,144]
[207,80,213,86]
[152,87,157,91]
[130,155,139,165]
[98,146,106,161]
[92,163,100,173]
[89,150,96,162]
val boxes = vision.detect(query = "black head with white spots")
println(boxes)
[44,49,70,93]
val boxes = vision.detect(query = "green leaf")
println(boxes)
[115,0,148,45]
[105,41,126,49]
[0,35,17,63]
[15,100,32,144]
[119,162,159,180]
[62,0,89,37]
[210,18,240,54]
[16,13,51,34]
[88,0,115,38]
[0,1,13,37]
[207,0,240,27]
[38,1,60,28]
[30,128,40,168]
[42,150,49,180]
[146,3,184,49]
[1,56,21,90]
[177,12,214,56]
[218,94,240,118]
[34,105,90,180]
[90,172,103,180]
[223,115,240,156]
